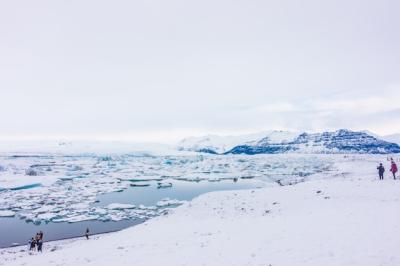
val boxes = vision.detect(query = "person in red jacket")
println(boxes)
[390,159,398,180]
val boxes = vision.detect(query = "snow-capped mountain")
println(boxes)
[177,131,298,154]
[179,130,400,155]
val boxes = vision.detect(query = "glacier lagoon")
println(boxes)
[0,179,264,248]
[0,154,332,248]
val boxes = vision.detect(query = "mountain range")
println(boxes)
[177,129,400,155]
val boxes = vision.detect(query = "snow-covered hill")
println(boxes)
[179,130,400,155]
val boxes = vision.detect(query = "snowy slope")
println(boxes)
[177,131,298,154]
[382,133,400,145]
[3,155,400,266]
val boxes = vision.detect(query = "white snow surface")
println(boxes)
[2,155,400,266]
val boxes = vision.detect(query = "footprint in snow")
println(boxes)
[264,210,271,215]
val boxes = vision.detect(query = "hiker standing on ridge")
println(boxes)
[390,159,398,180]
[377,163,385,180]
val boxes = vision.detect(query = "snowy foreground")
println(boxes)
[2,155,400,266]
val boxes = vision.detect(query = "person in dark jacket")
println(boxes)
[29,237,36,251]
[37,239,43,252]
[377,163,385,180]
[85,228,90,240]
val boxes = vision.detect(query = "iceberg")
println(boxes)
[0,210,16,217]
[156,198,186,208]
[106,203,136,210]
[157,182,173,189]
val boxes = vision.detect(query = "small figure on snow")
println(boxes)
[85,227,90,240]
[37,239,43,252]
[29,237,36,251]
[377,163,385,180]
[390,159,398,180]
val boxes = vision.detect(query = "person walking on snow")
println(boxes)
[390,159,398,180]
[377,163,385,180]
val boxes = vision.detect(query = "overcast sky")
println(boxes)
[0,0,399,143]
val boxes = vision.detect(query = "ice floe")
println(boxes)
[0,210,16,217]
[157,182,173,188]
[156,198,187,208]
[106,203,136,210]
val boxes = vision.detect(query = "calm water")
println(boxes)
[0,179,264,248]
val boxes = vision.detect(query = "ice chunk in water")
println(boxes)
[130,182,151,187]
[120,175,162,182]
[106,203,136,210]
[156,198,186,207]
[36,212,60,222]
[157,182,172,189]
[0,210,16,217]
[53,214,100,223]
[25,168,39,176]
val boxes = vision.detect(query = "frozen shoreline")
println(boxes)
[0,232,116,265]
[0,229,120,249]
[2,155,400,266]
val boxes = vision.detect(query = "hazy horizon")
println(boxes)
[0,128,397,145]
[1,0,399,142]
